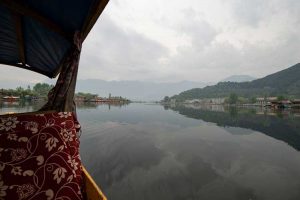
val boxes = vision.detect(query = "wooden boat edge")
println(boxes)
[82,166,107,200]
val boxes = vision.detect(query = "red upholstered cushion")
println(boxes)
[0,112,83,200]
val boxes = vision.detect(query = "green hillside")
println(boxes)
[172,63,300,101]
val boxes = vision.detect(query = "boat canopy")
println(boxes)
[0,0,108,78]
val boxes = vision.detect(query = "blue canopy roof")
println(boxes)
[0,0,109,77]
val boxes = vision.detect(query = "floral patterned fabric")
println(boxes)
[0,112,83,200]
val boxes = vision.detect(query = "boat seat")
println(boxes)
[0,111,83,200]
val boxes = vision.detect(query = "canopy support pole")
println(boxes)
[39,32,82,112]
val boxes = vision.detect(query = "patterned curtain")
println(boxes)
[40,32,82,112]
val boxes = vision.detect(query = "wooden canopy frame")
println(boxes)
[0,0,109,77]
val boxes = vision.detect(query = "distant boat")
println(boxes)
[2,96,20,101]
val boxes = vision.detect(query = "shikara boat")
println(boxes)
[0,0,109,199]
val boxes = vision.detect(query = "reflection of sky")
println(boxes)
[77,103,203,129]
[78,103,300,200]
[223,127,255,135]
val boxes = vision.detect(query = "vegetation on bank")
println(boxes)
[76,92,98,101]
[170,105,300,151]
[0,83,53,99]
[163,93,289,105]
[75,92,130,102]
[1,84,130,102]
[169,63,300,102]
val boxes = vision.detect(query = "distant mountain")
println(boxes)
[221,75,256,82]
[0,78,210,101]
[76,80,210,101]
[172,63,300,101]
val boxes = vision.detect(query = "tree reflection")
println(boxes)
[170,104,300,151]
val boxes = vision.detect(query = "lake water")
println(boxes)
[1,102,300,200]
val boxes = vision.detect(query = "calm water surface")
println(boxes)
[1,102,300,200]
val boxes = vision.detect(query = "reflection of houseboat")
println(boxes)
[2,96,20,101]
[2,101,20,106]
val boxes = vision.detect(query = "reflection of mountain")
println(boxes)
[78,104,300,200]
[170,105,300,151]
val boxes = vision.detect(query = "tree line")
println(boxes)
[0,83,53,98]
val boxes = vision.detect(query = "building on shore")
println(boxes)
[255,97,300,109]
[170,99,176,104]
[291,99,300,109]
[256,97,278,105]
[184,98,225,105]
[292,99,300,105]
[256,97,265,105]
[209,98,226,104]
[75,95,86,102]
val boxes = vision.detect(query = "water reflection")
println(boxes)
[0,100,45,114]
[0,101,130,114]
[76,101,130,110]
[1,103,300,200]
[77,103,300,200]
[169,104,300,151]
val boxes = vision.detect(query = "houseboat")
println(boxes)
[2,96,20,101]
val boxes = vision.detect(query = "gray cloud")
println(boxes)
[79,14,169,81]
[160,0,300,81]
[1,0,300,86]
[179,9,218,50]
[231,0,268,26]
[230,0,300,27]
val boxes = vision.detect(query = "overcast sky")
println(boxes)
[1,0,300,84]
